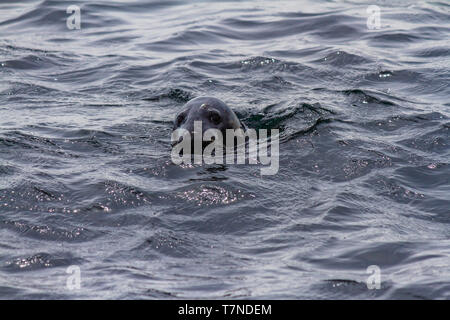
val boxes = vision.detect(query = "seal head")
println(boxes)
[172,97,245,146]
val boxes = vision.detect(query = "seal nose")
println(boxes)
[171,120,211,150]
[171,122,195,148]
[171,136,183,147]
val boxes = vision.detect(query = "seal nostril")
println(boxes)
[175,114,185,127]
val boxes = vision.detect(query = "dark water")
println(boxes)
[0,0,449,299]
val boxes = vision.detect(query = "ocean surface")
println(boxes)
[0,0,449,299]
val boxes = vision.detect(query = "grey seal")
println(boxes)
[173,97,245,135]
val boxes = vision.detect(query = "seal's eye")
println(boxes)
[210,112,221,125]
